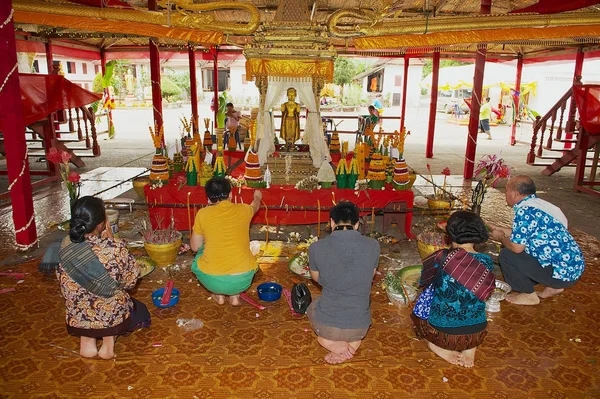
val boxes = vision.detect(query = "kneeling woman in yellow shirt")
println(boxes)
[190,177,262,306]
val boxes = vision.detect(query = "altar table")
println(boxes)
[145,182,414,238]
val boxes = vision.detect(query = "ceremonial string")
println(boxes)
[261,200,269,247]
[0,8,14,29]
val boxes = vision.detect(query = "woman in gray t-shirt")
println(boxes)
[307,202,380,364]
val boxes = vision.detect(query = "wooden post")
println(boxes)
[425,52,440,158]
[44,41,53,74]
[565,48,585,150]
[0,0,38,248]
[510,54,523,146]
[464,45,487,178]
[400,56,409,133]
[212,47,219,129]
[149,39,163,135]
[189,44,199,134]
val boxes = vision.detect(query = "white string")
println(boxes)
[7,148,29,191]
[0,63,17,93]
[0,8,13,30]
[16,239,40,251]
[14,214,35,234]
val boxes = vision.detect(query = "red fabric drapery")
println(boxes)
[573,85,600,135]
[145,182,414,236]
[9,74,101,128]
[512,0,600,13]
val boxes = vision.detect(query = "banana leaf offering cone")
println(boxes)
[336,157,348,188]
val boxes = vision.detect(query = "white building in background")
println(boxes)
[17,53,98,91]
[352,58,425,108]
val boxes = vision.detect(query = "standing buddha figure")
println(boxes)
[280,87,301,150]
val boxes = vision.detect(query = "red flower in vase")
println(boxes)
[46,148,62,164]
[67,171,81,183]
[441,167,451,176]
[426,163,431,172]
[60,150,71,164]
[272,152,281,158]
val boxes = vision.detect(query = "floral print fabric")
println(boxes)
[511,195,585,282]
[56,236,139,330]
[427,253,494,329]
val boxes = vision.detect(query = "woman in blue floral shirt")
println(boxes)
[489,175,585,306]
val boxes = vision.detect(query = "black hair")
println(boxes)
[330,201,359,226]
[205,177,231,203]
[69,196,106,243]
[368,105,376,111]
[513,177,536,196]
[226,102,234,108]
[485,97,491,102]
[445,210,488,244]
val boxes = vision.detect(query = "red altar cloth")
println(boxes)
[145,182,414,237]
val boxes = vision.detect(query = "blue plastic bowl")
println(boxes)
[152,287,180,308]
[257,282,282,302]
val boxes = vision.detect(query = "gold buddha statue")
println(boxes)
[280,87,301,150]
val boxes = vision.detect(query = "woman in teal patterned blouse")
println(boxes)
[412,211,495,368]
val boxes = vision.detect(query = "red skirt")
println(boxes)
[411,313,487,351]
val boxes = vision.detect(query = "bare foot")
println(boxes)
[79,337,98,358]
[211,294,225,305]
[98,336,116,360]
[506,292,540,305]
[537,287,564,299]
[458,348,476,368]
[317,337,357,359]
[427,341,461,365]
[324,352,350,364]
[229,295,240,307]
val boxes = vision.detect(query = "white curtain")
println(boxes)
[296,79,330,168]
[257,78,288,165]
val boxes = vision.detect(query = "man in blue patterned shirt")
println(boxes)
[489,176,585,305]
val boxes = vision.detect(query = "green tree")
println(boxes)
[333,57,358,86]
[161,75,183,103]
[171,72,191,100]
[422,59,472,79]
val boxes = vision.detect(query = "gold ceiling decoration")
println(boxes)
[243,0,336,82]
[328,9,600,38]
[13,0,259,37]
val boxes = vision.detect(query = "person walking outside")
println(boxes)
[479,97,492,140]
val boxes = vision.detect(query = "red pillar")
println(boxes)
[212,47,219,128]
[464,46,487,178]
[400,56,409,133]
[464,0,491,178]
[425,52,440,158]
[0,0,38,247]
[510,54,523,146]
[149,39,163,133]
[44,41,54,74]
[188,45,199,134]
[565,48,585,150]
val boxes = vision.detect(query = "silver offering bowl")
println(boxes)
[486,280,512,312]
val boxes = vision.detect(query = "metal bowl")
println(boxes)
[491,280,512,301]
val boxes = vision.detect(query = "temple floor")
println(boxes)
[1,228,599,398]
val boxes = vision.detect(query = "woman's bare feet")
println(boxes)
[229,295,240,307]
[79,337,98,358]
[427,341,461,365]
[316,337,359,364]
[211,294,226,305]
[537,287,564,299]
[98,336,116,360]
[458,347,476,368]
[324,352,349,364]
[506,292,540,305]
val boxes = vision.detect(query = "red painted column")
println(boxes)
[464,45,487,178]
[0,0,38,247]
[565,48,584,150]
[212,47,219,129]
[464,0,491,178]
[188,45,199,134]
[400,56,409,133]
[510,54,523,146]
[425,52,440,158]
[44,41,54,74]
[149,39,163,133]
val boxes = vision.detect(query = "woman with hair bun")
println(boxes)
[411,211,495,367]
[57,196,150,359]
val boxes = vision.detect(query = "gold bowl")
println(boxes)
[417,239,450,261]
[132,176,151,199]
